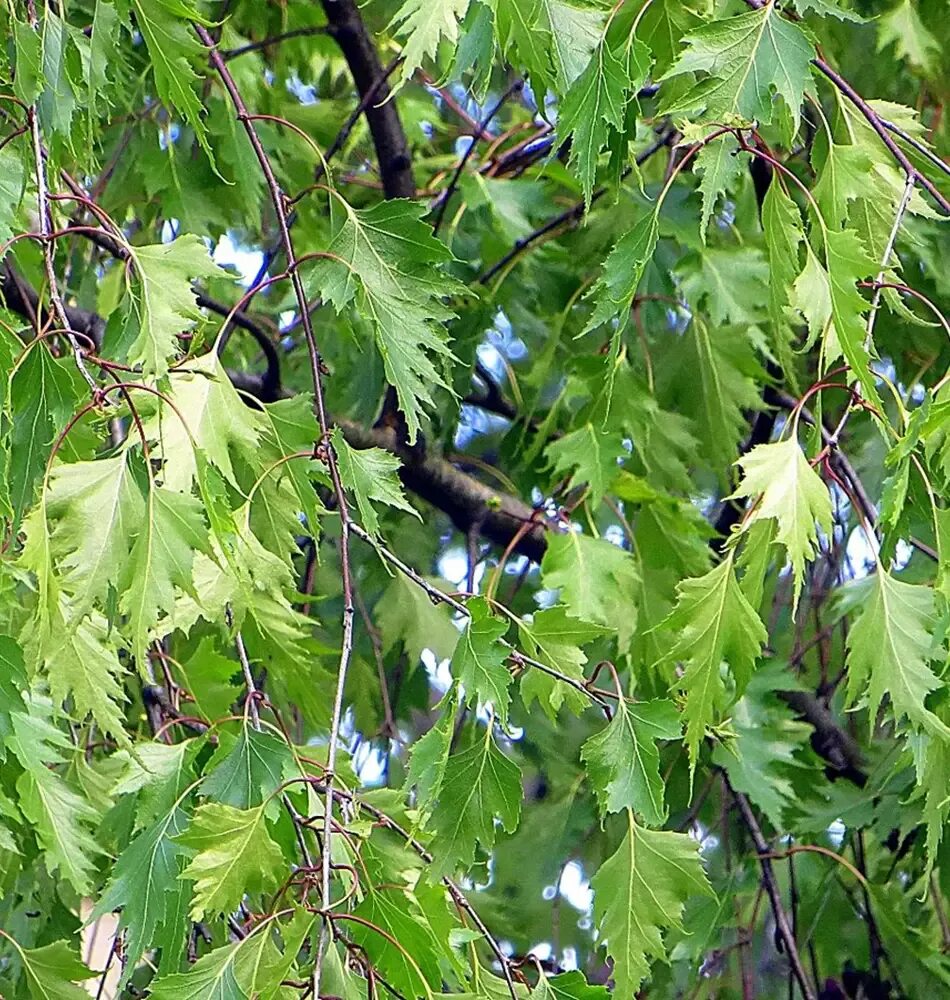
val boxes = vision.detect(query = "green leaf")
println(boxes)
[762,180,804,373]
[8,939,95,1000]
[711,661,813,829]
[32,609,130,746]
[452,597,512,723]
[662,6,815,136]
[0,635,28,747]
[38,11,78,137]
[584,210,659,334]
[0,147,26,252]
[7,345,83,528]
[531,970,609,1000]
[679,246,769,327]
[16,760,101,895]
[120,482,209,661]
[558,38,649,206]
[129,0,213,158]
[658,555,767,774]
[43,452,143,618]
[177,802,285,920]
[639,0,701,76]
[13,19,43,105]
[822,228,882,411]
[792,0,863,21]
[375,572,460,666]
[428,725,522,879]
[141,351,264,492]
[148,910,314,1000]
[494,0,555,98]
[309,198,465,443]
[545,424,626,506]
[669,318,763,474]
[122,236,225,378]
[730,437,834,611]
[693,132,745,242]
[389,0,471,83]
[518,606,609,718]
[878,0,939,74]
[580,698,680,825]
[541,532,638,649]
[111,739,197,826]
[201,723,293,810]
[350,887,445,998]
[845,572,950,739]
[404,687,457,812]
[92,805,191,984]
[332,427,418,539]
[173,636,240,723]
[813,142,876,229]
[591,810,714,996]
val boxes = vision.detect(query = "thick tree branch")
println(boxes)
[777,689,866,787]
[319,0,415,199]
[1,262,105,345]
[337,418,549,562]
[226,373,547,559]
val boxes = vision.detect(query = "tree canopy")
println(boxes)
[0,0,949,997]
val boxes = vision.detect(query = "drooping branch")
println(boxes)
[729,781,818,1000]
[196,24,358,993]
[814,58,950,217]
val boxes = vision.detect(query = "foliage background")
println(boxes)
[0,0,949,997]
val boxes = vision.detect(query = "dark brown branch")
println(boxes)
[729,782,818,1000]
[465,360,519,422]
[319,0,415,199]
[222,26,331,60]
[476,129,674,284]
[337,418,548,562]
[196,293,282,399]
[1,262,105,345]
[777,689,865,787]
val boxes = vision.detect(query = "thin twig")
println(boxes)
[865,172,914,348]
[356,799,520,1000]
[881,118,950,181]
[227,605,261,730]
[432,79,524,235]
[25,101,97,389]
[476,129,673,284]
[222,26,331,60]
[347,521,610,712]
[315,56,403,186]
[814,58,950,216]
